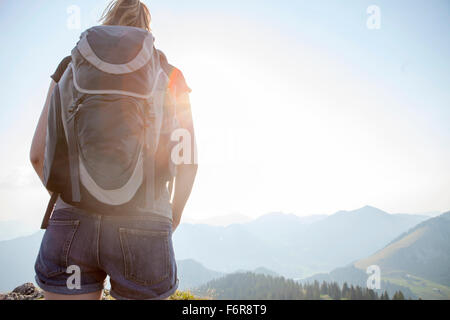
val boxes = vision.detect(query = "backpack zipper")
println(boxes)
[67,95,87,123]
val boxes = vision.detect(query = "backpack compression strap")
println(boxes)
[66,92,86,203]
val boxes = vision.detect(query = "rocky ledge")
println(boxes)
[0,283,44,300]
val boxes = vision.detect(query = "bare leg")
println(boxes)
[44,290,103,300]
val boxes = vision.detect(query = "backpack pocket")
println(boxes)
[75,95,146,205]
[44,84,71,195]
[119,228,170,286]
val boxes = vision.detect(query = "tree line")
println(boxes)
[196,272,407,300]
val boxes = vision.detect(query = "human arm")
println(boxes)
[30,56,71,184]
[171,91,198,232]
[30,80,56,184]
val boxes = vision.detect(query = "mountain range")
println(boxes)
[0,231,44,291]
[0,206,443,297]
[0,220,37,241]
[303,212,450,299]
[173,206,428,277]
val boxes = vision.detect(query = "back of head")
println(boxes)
[100,0,151,32]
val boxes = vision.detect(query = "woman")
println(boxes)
[30,0,197,300]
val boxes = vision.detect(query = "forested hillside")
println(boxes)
[195,272,407,300]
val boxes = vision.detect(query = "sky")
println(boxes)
[0,0,449,228]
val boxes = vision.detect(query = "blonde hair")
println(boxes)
[100,0,151,31]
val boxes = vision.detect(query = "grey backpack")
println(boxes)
[42,25,179,228]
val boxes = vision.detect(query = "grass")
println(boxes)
[355,227,427,270]
[102,289,207,300]
[382,273,450,300]
[169,290,209,300]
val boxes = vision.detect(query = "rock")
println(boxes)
[1,283,44,300]
[13,283,39,296]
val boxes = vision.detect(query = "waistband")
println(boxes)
[54,197,172,224]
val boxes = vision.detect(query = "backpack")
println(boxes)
[41,25,179,229]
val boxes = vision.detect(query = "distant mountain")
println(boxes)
[0,206,432,293]
[355,212,450,286]
[195,272,307,300]
[183,212,327,228]
[243,212,327,246]
[183,214,253,227]
[174,223,283,274]
[395,211,442,218]
[0,220,38,241]
[232,266,279,278]
[292,206,429,270]
[177,260,280,291]
[251,267,280,277]
[303,212,450,299]
[0,231,44,292]
[174,206,428,278]
[177,259,224,291]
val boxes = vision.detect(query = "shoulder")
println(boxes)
[157,50,192,98]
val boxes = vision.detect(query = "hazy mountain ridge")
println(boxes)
[355,211,450,286]
[0,206,436,294]
[303,211,450,299]
[183,213,253,227]
[174,206,429,277]
[177,260,281,291]
[0,220,38,241]
[177,259,225,290]
[0,231,44,292]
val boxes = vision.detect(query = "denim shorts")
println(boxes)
[34,207,179,300]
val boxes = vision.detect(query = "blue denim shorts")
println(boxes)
[34,207,179,300]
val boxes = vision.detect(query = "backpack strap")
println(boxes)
[41,193,59,230]
[144,62,164,209]
[157,50,174,76]
[66,91,86,203]
[143,90,157,209]
[144,146,156,209]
